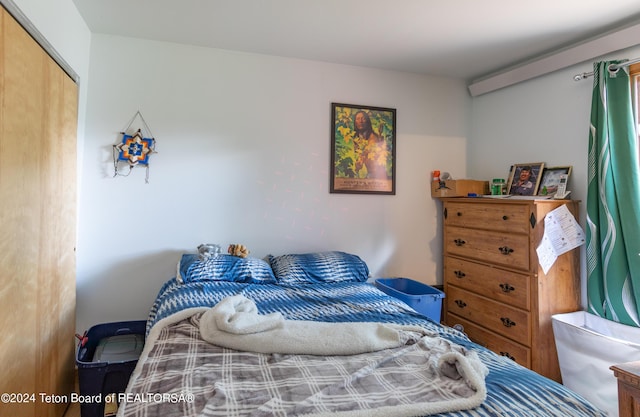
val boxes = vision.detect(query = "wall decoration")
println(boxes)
[537,166,572,196]
[507,162,544,196]
[113,111,157,183]
[330,103,396,194]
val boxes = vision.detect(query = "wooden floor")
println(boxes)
[63,400,80,417]
[63,371,80,417]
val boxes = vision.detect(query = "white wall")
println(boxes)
[469,65,591,202]
[75,34,470,333]
[469,44,640,306]
[12,0,639,331]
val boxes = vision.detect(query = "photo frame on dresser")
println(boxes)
[507,162,544,196]
[537,166,572,196]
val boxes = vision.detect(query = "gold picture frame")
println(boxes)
[330,103,396,194]
[507,162,545,196]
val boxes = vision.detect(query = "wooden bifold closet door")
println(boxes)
[0,6,78,417]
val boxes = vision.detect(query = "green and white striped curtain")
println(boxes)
[587,60,640,326]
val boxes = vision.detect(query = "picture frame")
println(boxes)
[537,166,573,196]
[507,162,544,196]
[330,103,396,194]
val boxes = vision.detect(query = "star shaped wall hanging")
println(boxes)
[115,129,154,166]
[112,111,157,183]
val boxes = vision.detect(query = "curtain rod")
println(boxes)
[573,57,640,81]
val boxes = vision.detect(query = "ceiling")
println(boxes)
[72,0,640,82]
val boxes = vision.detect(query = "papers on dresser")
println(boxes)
[536,204,586,274]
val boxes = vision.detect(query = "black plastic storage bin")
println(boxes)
[76,320,146,417]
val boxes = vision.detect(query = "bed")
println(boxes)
[116,251,607,417]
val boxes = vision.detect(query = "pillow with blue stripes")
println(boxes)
[177,254,276,284]
[267,251,369,284]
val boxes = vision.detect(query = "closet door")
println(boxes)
[0,6,78,417]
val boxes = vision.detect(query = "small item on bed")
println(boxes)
[197,243,221,261]
[200,294,430,355]
[228,243,249,258]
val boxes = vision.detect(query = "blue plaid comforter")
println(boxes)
[144,278,607,417]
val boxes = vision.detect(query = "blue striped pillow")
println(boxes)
[177,254,276,284]
[268,251,369,284]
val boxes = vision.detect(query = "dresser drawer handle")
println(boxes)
[498,246,514,255]
[456,212,462,216]
[454,299,467,308]
[454,270,466,278]
[454,239,466,246]
[500,317,516,327]
[499,283,515,293]
[499,351,516,361]
[502,215,509,221]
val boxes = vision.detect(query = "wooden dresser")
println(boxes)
[441,197,580,382]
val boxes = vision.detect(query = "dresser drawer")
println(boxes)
[444,257,530,310]
[446,286,531,346]
[444,201,531,234]
[447,313,531,368]
[445,225,530,271]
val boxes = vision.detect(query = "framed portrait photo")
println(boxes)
[507,162,544,196]
[537,166,572,196]
[330,103,396,194]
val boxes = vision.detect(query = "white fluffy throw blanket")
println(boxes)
[199,294,429,354]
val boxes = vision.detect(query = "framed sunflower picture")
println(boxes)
[330,103,396,194]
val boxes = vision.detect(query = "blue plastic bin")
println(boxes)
[375,278,445,322]
[76,320,146,417]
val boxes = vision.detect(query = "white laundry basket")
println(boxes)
[552,311,640,417]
